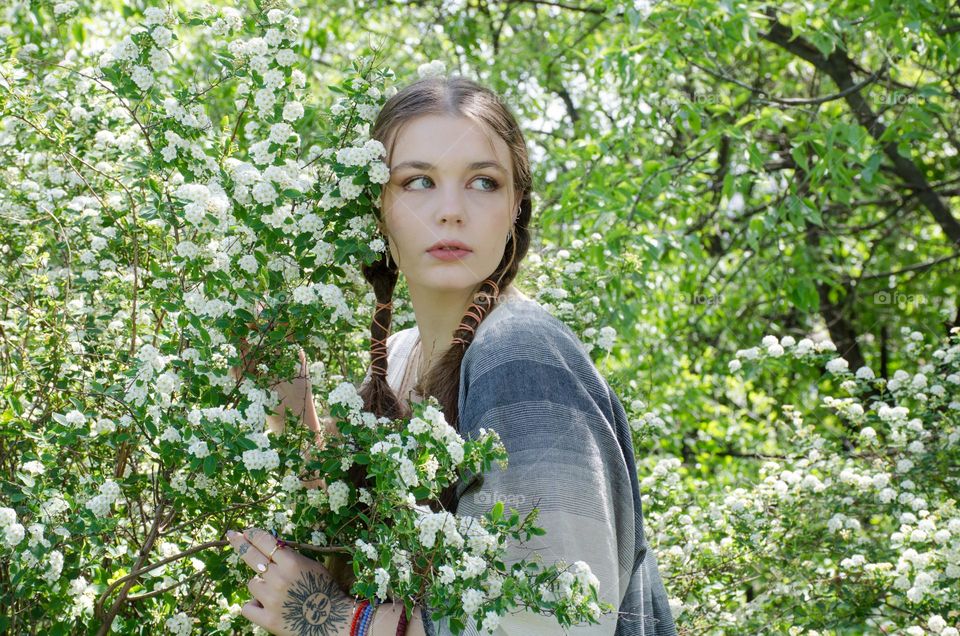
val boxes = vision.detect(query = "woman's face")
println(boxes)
[379,114,518,294]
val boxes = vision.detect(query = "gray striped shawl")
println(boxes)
[377,294,677,635]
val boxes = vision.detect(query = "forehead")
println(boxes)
[389,114,511,168]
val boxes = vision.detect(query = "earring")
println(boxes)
[382,235,393,268]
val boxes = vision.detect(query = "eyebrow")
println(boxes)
[391,160,507,174]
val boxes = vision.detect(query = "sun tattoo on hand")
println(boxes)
[281,569,351,635]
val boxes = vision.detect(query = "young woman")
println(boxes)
[227,75,677,636]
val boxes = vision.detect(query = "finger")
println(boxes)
[243,527,292,567]
[240,599,270,630]
[247,574,279,605]
[298,346,308,378]
[226,529,272,574]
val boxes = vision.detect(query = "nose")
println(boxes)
[436,184,466,225]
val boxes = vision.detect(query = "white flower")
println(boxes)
[328,381,363,411]
[815,339,837,352]
[150,26,172,48]
[355,538,378,560]
[438,564,456,584]
[728,359,742,373]
[165,611,193,636]
[827,514,845,533]
[251,181,277,206]
[281,474,302,493]
[461,588,485,616]
[826,357,849,374]
[275,49,297,67]
[282,101,304,122]
[64,409,86,427]
[188,438,210,459]
[480,610,501,634]
[144,7,167,25]
[398,457,419,487]
[43,550,64,584]
[85,494,113,518]
[237,254,259,275]
[21,461,45,474]
[374,567,390,598]
[292,285,315,304]
[242,448,280,471]
[928,615,947,634]
[327,481,349,513]
[368,161,390,184]
[160,426,182,443]
[417,60,447,79]
[3,523,25,547]
[269,122,294,144]
[130,66,154,92]
[446,440,464,465]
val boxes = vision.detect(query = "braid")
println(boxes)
[418,277,503,513]
[359,255,409,423]
[450,279,500,347]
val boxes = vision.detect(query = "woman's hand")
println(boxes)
[226,527,354,636]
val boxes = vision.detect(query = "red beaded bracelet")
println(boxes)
[395,606,409,636]
[350,599,370,636]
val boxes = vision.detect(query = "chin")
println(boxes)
[416,270,489,293]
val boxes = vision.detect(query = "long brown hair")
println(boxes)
[355,74,533,511]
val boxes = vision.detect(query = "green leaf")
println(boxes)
[203,455,217,477]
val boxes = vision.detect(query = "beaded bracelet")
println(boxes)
[358,598,379,636]
[395,605,409,636]
[349,599,369,636]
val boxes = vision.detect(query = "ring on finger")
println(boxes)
[256,561,271,574]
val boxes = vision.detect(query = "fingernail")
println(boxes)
[226,530,237,539]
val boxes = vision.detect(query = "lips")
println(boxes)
[426,240,472,252]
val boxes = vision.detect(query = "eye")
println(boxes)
[472,176,500,192]
[402,176,433,190]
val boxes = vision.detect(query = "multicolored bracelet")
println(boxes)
[357,598,379,636]
[349,599,369,636]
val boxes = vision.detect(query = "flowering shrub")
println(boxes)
[644,327,960,634]
[0,3,609,634]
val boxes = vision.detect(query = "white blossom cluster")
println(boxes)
[729,334,840,373]
[327,480,350,513]
[328,381,365,412]
[241,447,279,472]
[187,436,211,459]
[415,511,468,550]
[172,181,233,229]
[85,479,122,518]
[1,507,25,548]
[164,611,193,636]
[67,575,97,619]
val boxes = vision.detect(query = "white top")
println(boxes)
[382,284,530,405]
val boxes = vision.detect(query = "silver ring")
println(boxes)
[257,562,269,573]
